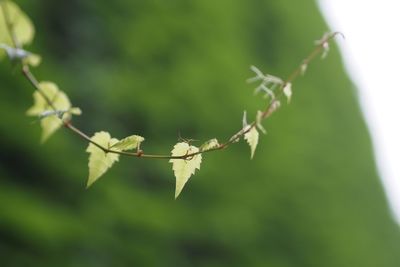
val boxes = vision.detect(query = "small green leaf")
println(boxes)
[0,1,34,58]
[86,131,120,187]
[23,52,41,66]
[283,82,292,103]
[169,142,202,198]
[111,135,144,151]
[26,81,81,142]
[200,138,219,151]
[244,127,259,159]
[69,107,82,116]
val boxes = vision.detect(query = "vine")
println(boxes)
[0,1,341,198]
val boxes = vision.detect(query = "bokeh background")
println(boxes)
[1,0,400,266]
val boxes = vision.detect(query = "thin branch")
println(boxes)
[22,65,57,110]
[1,3,339,160]
[216,32,341,152]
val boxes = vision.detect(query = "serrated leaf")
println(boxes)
[169,142,202,198]
[200,138,219,151]
[86,131,120,187]
[111,135,144,151]
[26,81,81,142]
[0,1,34,58]
[244,127,259,159]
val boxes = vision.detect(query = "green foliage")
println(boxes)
[169,142,202,198]
[86,132,145,187]
[3,0,280,195]
[26,81,81,142]
[0,0,34,57]
[86,131,120,187]
[111,135,144,151]
[244,126,259,159]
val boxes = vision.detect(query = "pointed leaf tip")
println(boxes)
[169,142,202,198]
[244,127,259,159]
[86,131,120,187]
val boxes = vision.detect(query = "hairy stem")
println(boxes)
[217,32,341,151]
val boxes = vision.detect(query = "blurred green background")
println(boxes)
[1,0,400,266]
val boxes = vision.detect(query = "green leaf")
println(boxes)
[0,1,34,58]
[111,135,144,151]
[169,142,202,198]
[283,82,292,103]
[23,52,41,66]
[26,81,81,142]
[244,126,259,159]
[200,138,219,151]
[86,131,120,187]
[69,107,82,116]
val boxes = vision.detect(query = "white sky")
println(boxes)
[318,0,400,223]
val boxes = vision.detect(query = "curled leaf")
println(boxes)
[111,135,145,151]
[169,142,202,198]
[86,131,120,187]
[200,138,219,151]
